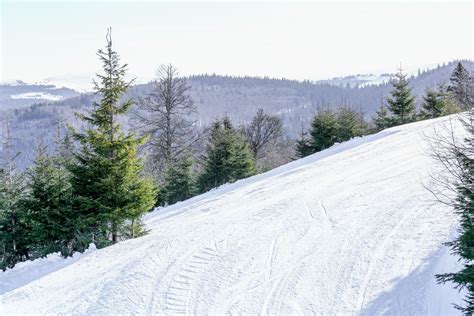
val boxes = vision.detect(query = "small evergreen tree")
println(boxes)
[419,84,461,120]
[69,29,156,245]
[229,134,257,181]
[419,88,445,119]
[198,117,256,193]
[387,69,417,125]
[373,104,392,131]
[295,126,313,158]
[298,107,369,158]
[309,109,338,152]
[22,143,76,257]
[449,62,473,110]
[162,156,196,205]
[336,107,367,141]
[197,121,226,192]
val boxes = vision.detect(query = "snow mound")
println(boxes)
[0,244,96,295]
[0,116,466,315]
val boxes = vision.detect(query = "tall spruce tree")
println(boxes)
[69,29,156,245]
[198,117,256,193]
[449,62,473,110]
[387,68,417,125]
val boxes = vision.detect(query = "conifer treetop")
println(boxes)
[386,67,416,124]
[79,27,135,133]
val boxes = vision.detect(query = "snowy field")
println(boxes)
[0,115,466,315]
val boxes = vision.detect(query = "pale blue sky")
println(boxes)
[1,1,472,89]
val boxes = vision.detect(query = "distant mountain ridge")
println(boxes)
[316,73,394,88]
[0,60,474,115]
[1,60,472,169]
[0,81,81,110]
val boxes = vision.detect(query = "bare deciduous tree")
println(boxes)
[425,112,473,204]
[425,110,473,313]
[244,108,283,159]
[132,64,198,179]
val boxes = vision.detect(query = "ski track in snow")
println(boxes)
[0,115,467,315]
[355,204,416,311]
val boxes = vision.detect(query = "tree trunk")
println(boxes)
[111,220,118,244]
[12,214,16,252]
[131,219,135,238]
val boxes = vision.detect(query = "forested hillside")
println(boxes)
[0,60,472,169]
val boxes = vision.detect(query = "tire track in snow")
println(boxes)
[162,245,219,314]
[355,208,415,311]
[303,199,314,219]
[265,240,277,278]
[303,198,334,229]
[83,242,160,315]
[260,214,334,315]
[145,251,176,315]
[260,262,300,316]
[318,200,334,228]
[273,263,304,315]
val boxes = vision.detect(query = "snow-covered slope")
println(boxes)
[0,116,466,315]
[0,245,96,296]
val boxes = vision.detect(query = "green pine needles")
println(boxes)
[296,107,368,158]
[372,68,418,132]
[162,156,196,205]
[449,62,473,111]
[69,28,156,244]
[386,69,417,125]
[198,117,256,193]
[0,29,157,270]
[0,128,28,269]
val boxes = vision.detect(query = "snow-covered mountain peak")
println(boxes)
[316,73,394,88]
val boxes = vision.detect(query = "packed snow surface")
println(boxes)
[0,244,96,295]
[0,116,466,315]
